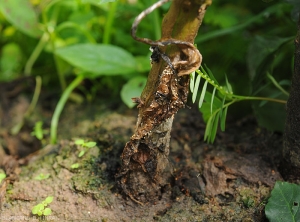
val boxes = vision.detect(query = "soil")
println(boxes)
[0,79,284,221]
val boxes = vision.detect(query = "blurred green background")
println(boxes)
[0,0,298,133]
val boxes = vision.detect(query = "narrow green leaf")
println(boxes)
[225,74,233,93]
[210,87,217,114]
[78,150,85,157]
[56,44,137,77]
[220,106,228,131]
[0,0,41,38]
[192,74,201,103]
[199,80,208,108]
[219,96,226,123]
[204,115,214,141]
[190,71,196,93]
[210,112,220,143]
[278,79,291,86]
[200,92,222,122]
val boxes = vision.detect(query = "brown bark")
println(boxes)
[282,14,300,180]
[116,0,212,204]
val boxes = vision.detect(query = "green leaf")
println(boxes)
[204,115,214,142]
[0,43,23,81]
[121,76,147,108]
[210,87,217,114]
[45,196,54,204]
[200,92,222,122]
[32,121,44,140]
[220,106,228,132]
[265,181,300,222]
[247,36,292,84]
[75,139,85,145]
[204,5,240,28]
[32,204,44,215]
[209,111,220,143]
[0,172,6,183]
[225,74,233,93]
[0,0,41,38]
[78,150,85,157]
[34,173,50,181]
[252,99,286,132]
[219,96,226,123]
[192,74,201,103]
[84,142,96,148]
[43,207,52,216]
[278,79,291,86]
[190,71,196,93]
[56,44,137,77]
[71,163,80,169]
[198,80,208,108]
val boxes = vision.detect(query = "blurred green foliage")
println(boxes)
[0,0,297,135]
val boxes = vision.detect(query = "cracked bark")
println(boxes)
[282,14,300,180]
[116,0,212,204]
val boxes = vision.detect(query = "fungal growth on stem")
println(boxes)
[116,0,211,204]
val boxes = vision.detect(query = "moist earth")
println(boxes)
[0,91,283,221]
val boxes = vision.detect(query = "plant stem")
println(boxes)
[24,33,49,76]
[267,73,289,96]
[50,75,84,144]
[11,76,42,135]
[42,3,67,90]
[103,1,118,44]
[233,95,287,104]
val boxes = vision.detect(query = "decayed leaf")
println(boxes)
[202,157,236,196]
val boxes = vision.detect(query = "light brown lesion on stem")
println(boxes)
[116,0,212,204]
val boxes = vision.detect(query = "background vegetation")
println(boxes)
[0,0,297,139]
